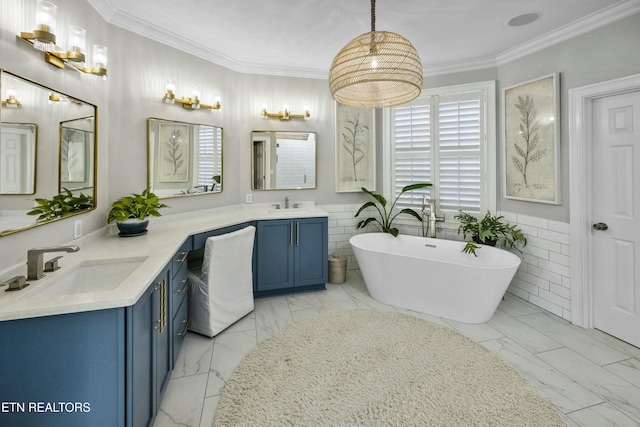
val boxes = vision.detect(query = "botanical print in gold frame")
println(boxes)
[157,123,189,183]
[503,73,560,204]
[335,104,375,193]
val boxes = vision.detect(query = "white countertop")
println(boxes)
[0,203,328,322]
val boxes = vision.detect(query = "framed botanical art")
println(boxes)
[503,73,560,204]
[335,103,375,192]
[60,127,87,183]
[157,122,189,182]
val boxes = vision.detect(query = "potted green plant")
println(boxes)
[27,188,94,222]
[454,210,527,256]
[355,183,431,237]
[212,175,221,191]
[108,188,169,236]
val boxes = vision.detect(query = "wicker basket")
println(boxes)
[328,254,348,284]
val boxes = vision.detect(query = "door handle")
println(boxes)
[592,223,608,231]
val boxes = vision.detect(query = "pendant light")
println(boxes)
[329,0,423,108]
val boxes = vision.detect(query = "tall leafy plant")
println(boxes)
[355,183,431,237]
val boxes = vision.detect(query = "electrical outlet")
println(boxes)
[245,194,253,204]
[73,220,82,239]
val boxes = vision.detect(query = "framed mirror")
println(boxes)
[0,70,97,236]
[251,131,316,190]
[147,118,223,199]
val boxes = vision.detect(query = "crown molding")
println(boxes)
[94,5,330,79]
[86,0,118,21]
[495,0,640,66]
[87,0,640,79]
[423,56,498,78]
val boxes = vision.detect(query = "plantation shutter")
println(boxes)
[392,90,484,213]
[437,93,483,213]
[196,126,222,188]
[393,102,432,207]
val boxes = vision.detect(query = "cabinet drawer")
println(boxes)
[171,263,189,319]
[171,238,193,279]
[172,297,189,366]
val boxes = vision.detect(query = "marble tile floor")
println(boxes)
[153,271,640,427]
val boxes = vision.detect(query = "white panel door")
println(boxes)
[593,90,640,347]
[0,129,25,194]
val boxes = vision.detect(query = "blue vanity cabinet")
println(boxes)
[0,242,190,426]
[256,219,295,292]
[295,218,329,287]
[0,308,126,427]
[255,217,328,297]
[126,264,172,427]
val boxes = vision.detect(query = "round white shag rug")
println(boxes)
[213,309,566,427]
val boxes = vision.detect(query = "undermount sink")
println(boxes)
[27,257,148,299]
[268,209,310,216]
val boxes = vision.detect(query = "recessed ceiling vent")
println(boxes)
[507,12,540,27]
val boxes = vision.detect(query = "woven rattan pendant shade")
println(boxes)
[328,0,422,108]
[329,31,422,108]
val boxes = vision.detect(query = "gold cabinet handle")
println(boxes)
[177,279,188,293]
[176,251,188,264]
[161,279,167,332]
[155,278,167,333]
[178,319,189,337]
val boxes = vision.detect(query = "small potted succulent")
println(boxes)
[108,188,169,236]
[455,210,527,256]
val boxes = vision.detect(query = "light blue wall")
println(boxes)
[0,0,638,270]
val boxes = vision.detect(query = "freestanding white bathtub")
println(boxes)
[350,233,521,324]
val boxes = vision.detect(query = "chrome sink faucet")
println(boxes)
[27,246,80,280]
[285,196,290,209]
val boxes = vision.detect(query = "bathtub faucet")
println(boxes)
[424,199,445,238]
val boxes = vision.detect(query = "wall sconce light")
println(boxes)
[32,0,57,52]
[162,80,221,110]
[261,105,310,121]
[20,1,108,78]
[2,88,21,108]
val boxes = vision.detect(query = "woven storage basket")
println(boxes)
[328,254,348,284]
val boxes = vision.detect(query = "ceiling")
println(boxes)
[87,0,640,79]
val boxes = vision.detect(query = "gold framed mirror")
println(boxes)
[251,131,316,190]
[147,118,223,199]
[0,70,97,236]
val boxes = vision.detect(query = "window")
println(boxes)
[387,81,496,215]
[195,125,222,188]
